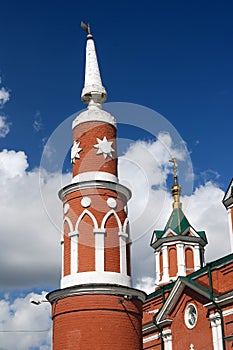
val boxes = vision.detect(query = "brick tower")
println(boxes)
[47,24,146,350]
[151,158,208,287]
[222,178,233,251]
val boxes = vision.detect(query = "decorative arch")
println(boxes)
[185,247,194,274]
[64,216,74,234]
[75,209,98,232]
[101,209,122,231]
[123,217,129,234]
[168,246,177,277]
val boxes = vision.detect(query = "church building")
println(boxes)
[46,25,233,350]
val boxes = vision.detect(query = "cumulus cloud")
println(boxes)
[0,133,229,296]
[118,134,229,292]
[0,291,51,349]
[0,149,69,289]
[0,87,10,107]
[0,116,11,138]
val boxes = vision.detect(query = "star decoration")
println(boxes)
[94,136,114,159]
[71,141,82,163]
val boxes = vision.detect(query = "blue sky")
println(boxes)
[0,1,233,348]
[1,0,233,185]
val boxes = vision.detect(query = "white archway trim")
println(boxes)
[123,217,129,233]
[101,209,122,231]
[75,209,98,231]
[63,216,74,233]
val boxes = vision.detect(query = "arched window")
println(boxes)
[185,247,194,274]
[168,247,177,277]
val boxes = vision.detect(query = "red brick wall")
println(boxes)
[72,122,117,177]
[52,294,143,350]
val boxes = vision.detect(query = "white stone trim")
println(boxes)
[222,307,233,317]
[101,209,122,231]
[69,233,79,274]
[94,229,106,272]
[75,209,98,231]
[48,284,146,304]
[163,329,173,350]
[194,244,201,270]
[177,243,185,276]
[61,271,131,288]
[123,217,129,233]
[64,216,74,233]
[72,171,118,184]
[210,313,223,350]
[61,236,64,278]
[60,180,131,202]
[72,107,116,128]
[119,231,127,275]
[143,333,159,343]
[155,251,160,284]
[227,208,233,252]
[162,246,169,282]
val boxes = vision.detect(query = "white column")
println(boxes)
[162,246,169,282]
[163,330,172,350]
[60,235,64,278]
[94,229,106,272]
[210,313,223,350]
[155,251,160,284]
[227,207,233,251]
[194,245,201,270]
[118,231,128,275]
[177,243,185,276]
[68,231,79,274]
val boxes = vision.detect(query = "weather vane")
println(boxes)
[81,21,91,35]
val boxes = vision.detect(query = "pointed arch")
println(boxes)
[64,216,74,234]
[185,247,194,274]
[123,217,129,234]
[101,209,122,231]
[75,209,98,232]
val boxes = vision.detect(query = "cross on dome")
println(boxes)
[169,157,182,209]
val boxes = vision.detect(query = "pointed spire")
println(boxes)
[81,22,107,107]
[169,158,182,209]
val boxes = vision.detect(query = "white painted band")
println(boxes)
[72,171,118,184]
[61,271,131,289]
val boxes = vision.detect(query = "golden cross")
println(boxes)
[169,158,178,180]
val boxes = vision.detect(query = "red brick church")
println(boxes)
[46,25,233,350]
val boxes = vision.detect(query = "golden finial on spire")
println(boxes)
[169,158,182,209]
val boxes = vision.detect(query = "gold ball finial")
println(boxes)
[169,158,182,209]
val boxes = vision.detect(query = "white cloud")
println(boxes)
[0,134,229,297]
[0,149,69,289]
[0,87,10,107]
[0,291,51,349]
[118,135,229,292]
[33,111,43,132]
[0,116,11,138]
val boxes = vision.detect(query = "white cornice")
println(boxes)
[72,107,116,128]
[59,180,131,201]
[46,283,146,304]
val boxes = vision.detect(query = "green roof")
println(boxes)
[164,207,190,234]
[152,207,207,243]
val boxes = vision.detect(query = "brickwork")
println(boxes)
[52,294,143,350]
[72,122,117,177]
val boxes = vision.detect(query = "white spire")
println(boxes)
[81,23,107,107]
